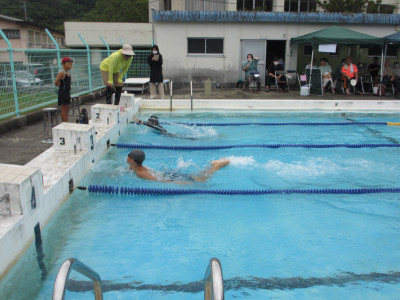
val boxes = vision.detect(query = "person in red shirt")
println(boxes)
[341,56,362,95]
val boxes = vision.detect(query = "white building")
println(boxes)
[152,10,400,85]
[64,0,400,86]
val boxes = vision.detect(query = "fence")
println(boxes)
[0,29,150,120]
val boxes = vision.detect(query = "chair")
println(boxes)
[274,70,288,92]
[71,95,80,116]
[297,73,307,87]
[249,72,261,92]
[42,107,58,136]
[341,77,356,94]
[360,75,374,94]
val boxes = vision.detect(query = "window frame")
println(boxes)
[187,37,224,56]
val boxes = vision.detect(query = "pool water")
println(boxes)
[1,111,400,299]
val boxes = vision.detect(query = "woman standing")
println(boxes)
[147,45,164,99]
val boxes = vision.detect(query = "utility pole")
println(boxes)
[20,1,28,21]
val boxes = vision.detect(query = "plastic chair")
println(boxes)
[297,73,307,87]
[275,70,288,91]
[42,107,58,136]
[360,75,374,94]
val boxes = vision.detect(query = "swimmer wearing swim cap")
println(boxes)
[127,149,230,183]
[133,115,177,136]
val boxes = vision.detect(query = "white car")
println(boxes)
[1,71,44,87]
[15,70,44,86]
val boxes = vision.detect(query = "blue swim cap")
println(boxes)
[128,149,145,165]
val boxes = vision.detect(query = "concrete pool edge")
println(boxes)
[141,99,400,110]
[0,97,399,282]
[0,94,139,281]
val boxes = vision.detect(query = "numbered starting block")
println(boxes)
[52,123,96,153]
[91,104,120,124]
[119,92,135,110]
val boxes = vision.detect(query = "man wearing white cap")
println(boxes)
[100,44,135,105]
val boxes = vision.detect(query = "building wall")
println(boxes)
[153,22,396,84]
[64,22,152,48]
[1,18,64,53]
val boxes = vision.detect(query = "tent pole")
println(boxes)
[309,49,314,94]
[380,44,386,96]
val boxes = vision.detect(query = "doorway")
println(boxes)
[266,40,286,69]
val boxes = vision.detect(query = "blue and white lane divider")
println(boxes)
[77,185,400,196]
[114,143,400,150]
[161,122,400,126]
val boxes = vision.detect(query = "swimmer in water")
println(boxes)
[127,149,230,184]
[133,115,179,137]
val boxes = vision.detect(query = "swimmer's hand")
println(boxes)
[133,117,141,124]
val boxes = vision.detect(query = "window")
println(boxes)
[285,0,316,12]
[188,38,223,55]
[0,29,20,39]
[368,46,397,57]
[163,0,171,10]
[237,0,273,11]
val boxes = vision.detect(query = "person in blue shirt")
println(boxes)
[242,54,260,91]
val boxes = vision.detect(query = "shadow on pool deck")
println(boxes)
[0,88,398,165]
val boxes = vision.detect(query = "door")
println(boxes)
[240,40,266,87]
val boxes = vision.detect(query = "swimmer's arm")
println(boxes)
[133,117,143,124]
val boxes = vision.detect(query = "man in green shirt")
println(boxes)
[100,44,134,105]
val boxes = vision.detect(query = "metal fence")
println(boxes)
[0,29,150,120]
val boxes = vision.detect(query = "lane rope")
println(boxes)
[113,143,400,150]
[160,122,398,126]
[77,185,400,196]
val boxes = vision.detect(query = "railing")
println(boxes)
[52,258,103,300]
[0,28,150,120]
[204,258,224,300]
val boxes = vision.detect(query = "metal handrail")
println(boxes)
[204,257,224,300]
[52,258,103,300]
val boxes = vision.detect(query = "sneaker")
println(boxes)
[150,96,154,99]
[265,88,270,92]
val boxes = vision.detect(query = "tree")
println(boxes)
[317,0,383,13]
[85,0,148,23]
[0,0,96,30]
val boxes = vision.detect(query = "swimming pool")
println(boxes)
[1,110,400,299]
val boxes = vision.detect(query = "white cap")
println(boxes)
[121,44,135,56]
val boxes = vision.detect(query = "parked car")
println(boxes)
[1,70,44,87]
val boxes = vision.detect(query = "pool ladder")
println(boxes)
[52,257,224,299]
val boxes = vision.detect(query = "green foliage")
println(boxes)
[0,0,148,31]
[85,0,148,22]
[317,0,368,13]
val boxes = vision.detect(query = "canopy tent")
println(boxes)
[291,26,384,95]
[291,26,384,48]
[384,32,400,45]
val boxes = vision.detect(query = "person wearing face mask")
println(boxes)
[100,44,134,105]
[147,45,164,99]
[242,54,260,91]
[265,56,287,92]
